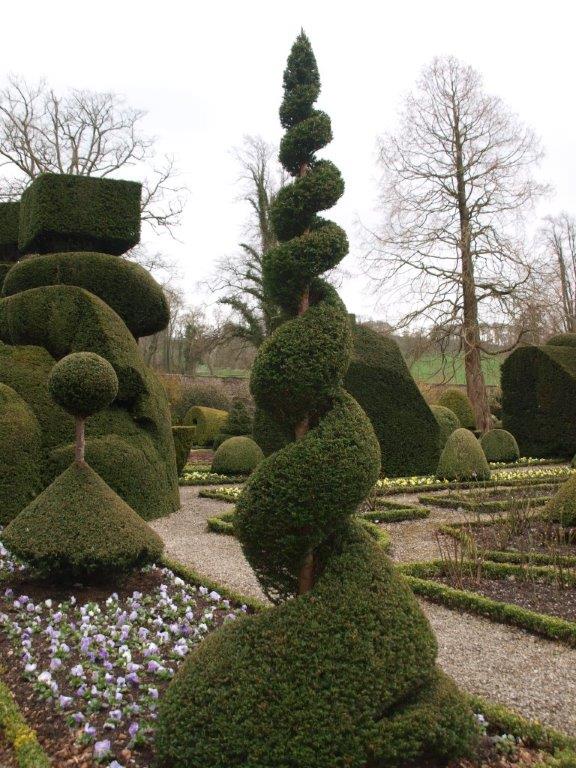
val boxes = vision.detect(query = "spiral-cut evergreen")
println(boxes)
[157,32,476,768]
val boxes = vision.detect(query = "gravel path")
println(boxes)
[151,486,576,735]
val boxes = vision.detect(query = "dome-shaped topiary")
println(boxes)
[438,389,476,430]
[2,462,163,579]
[480,428,519,463]
[211,436,264,475]
[543,472,576,527]
[157,31,476,768]
[431,404,460,449]
[437,428,490,481]
[49,352,118,418]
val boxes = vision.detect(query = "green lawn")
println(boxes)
[409,354,502,386]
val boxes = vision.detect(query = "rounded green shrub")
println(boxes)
[172,426,196,475]
[438,389,476,430]
[211,436,264,475]
[213,398,253,449]
[543,472,576,527]
[3,462,163,579]
[49,352,118,418]
[172,380,232,424]
[158,31,475,768]
[183,405,228,446]
[430,405,460,449]
[480,428,520,463]
[436,427,491,481]
[0,383,42,524]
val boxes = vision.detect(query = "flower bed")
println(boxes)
[179,470,246,486]
[199,487,242,503]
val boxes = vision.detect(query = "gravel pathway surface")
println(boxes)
[151,485,576,735]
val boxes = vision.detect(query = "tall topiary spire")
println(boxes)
[156,32,476,768]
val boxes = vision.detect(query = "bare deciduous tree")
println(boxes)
[365,56,547,431]
[0,75,186,239]
[540,213,576,333]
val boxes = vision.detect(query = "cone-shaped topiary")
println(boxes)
[211,436,264,475]
[156,31,476,768]
[480,428,520,463]
[3,352,163,578]
[543,472,576,527]
[437,427,491,481]
[438,388,476,430]
[431,404,460,450]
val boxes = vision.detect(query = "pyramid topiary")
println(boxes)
[437,427,491,481]
[431,404,461,449]
[0,174,178,521]
[543,473,576,527]
[480,428,520,463]
[211,436,263,475]
[3,352,163,578]
[156,32,476,768]
[438,388,476,430]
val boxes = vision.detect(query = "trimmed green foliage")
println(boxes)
[3,251,169,338]
[19,173,141,256]
[252,406,293,456]
[0,262,13,291]
[213,398,253,449]
[502,337,576,457]
[421,492,549,513]
[172,426,196,475]
[157,526,476,768]
[49,352,118,417]
[0,384,42,524]
[171,380,231,424]
[431,404,460,449]
[3,462,163,579]
[211,436,264,475]
[547,332,576,348]
[0,202,20,260]
[361,507,430,523]
[206,511,236,535]
[436,428,491,481]
[183,405,228,446]
[159,32,476,768]
[438,388,475,429]
[0,674,51,768]
[480,428,520,462]
[345,323,441,476]
[544,472,576,527]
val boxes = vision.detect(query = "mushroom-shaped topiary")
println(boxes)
[438,389,476,430]
[211,436,264,475]
[431,405,460,450]
[436,428,490,481]
[3,351,163,579]
[542,473,576,528]
[480,428,520,463]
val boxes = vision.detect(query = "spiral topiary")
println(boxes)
[156,32,476,768]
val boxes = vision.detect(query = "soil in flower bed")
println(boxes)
[434,574,576,623]
[470,519,576,558]
[0,562,248,768]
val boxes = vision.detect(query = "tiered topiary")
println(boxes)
[480,428,520,463]
[172,426,196,475]
[211,435,264,475]
[0,174,178,521]
[437,427,491,481]
[431,404,461,449]
[156,32,476,768]
[542,473,576,528]
[213,397,253,449]
[183,405,228,446]
[502,333,576,458]
[3,353,163,578]
[438,388,476,430]
[344,321,441,476]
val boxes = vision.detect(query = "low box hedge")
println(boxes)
[0,669,51,767]
[361,507,430,523]
[420,493,551,513]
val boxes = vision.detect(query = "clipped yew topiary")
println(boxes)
[183,405,228,446]
[0,201,20,290]
[157,32,476,768]
[172,426,196,475]
[543,472,576,528]
[431,404,461,449]
[3,352,162,578]
[211,436,263,475]
[480,428,520,463]
[438,388,476,430]
[437,427,491,481]
[213,398,253,449]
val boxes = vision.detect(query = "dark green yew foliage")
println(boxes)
[213,398,253,449]
[544,472,576,527]
[158,30,476,768]
[438,388,476,430]
[0,202,20,259]
[49,352,118,418]
[172,426,196,475]
[431,404,461,449]
[211,436,264,475]
[480,428,519,463]
[183,405,228,446]
[437,428,491,481]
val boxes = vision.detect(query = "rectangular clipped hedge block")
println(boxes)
[0,202,20,260]
[19,174,141,256]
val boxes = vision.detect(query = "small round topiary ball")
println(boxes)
[480,428,520,463]
[436,427,490,482]
[211,436,264,476]
[49,352,118,418]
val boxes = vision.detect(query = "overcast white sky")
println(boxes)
[2,0,575,322]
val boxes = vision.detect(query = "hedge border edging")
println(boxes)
[377,473,572,496]
[199,489,239,503]
[361,508,430,523]
[0,668,51,768]
[420,493,551,513]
